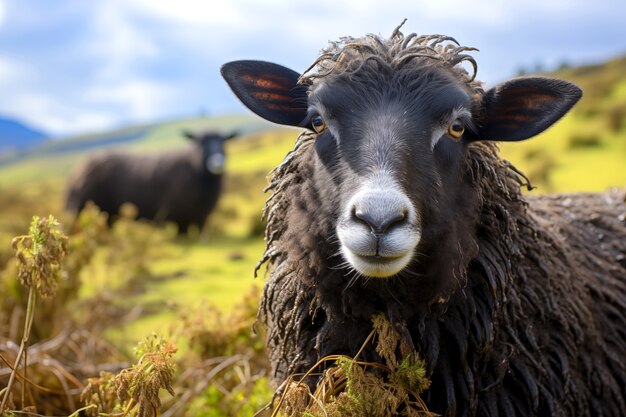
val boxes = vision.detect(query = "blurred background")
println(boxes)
[0,1,625,415]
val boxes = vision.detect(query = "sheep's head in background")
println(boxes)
[183,130,238,175]
[222,30,581,280]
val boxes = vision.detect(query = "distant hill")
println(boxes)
[0,117,48,151]
[0,114,277,184]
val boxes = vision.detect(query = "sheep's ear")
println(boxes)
[224,131,239,141]
[182,130,197,141]
[477,77,582,142]
[221,60,308,127]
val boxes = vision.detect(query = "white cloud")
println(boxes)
[116,0,583,72]
[0,56,32,82]
[1,91,116,134]
[0,67,177,135]
[0,1,5,27]
[128,0,250,25]
[122,0,575,38]
[0,80,179,135]
[84,79,176,121]
[85,1,160,81]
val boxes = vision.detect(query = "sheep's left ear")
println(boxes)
[476,77,582,142]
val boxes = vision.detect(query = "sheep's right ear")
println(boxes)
[221,60,308,127]
[476,77,582,142]
[224,131,239,141]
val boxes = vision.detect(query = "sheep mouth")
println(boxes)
[337,227,420,278]
[342,250,414,278]
[360,254,404,262]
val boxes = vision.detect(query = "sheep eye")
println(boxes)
[446,119,465,140]
[311,115,327,134]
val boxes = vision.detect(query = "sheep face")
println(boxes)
[306,70,474,278]
[222,34,581,279]
[184,131,238,175]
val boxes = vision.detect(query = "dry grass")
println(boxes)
[260,314,435,417]
[0,210,273,416]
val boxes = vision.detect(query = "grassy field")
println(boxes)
[0,116,297,347]
[1,53,625,340]
[0,56,624,416]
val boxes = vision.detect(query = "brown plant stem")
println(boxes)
[1,285,36,412]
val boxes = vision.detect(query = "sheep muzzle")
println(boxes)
[336,172,421,278]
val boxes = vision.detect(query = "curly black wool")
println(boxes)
[253,27,626,417]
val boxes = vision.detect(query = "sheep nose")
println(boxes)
[353,207,407,234]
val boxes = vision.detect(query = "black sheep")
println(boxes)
[65,130,238,234]
[221,26,626,417]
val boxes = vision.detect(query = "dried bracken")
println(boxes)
[81,371,119,416]
[116,335,177,417]
[81,334,177,417]
[263,314,434,417]
[169,286,271,417]
[1,215,69,413]
[1,211,131,415]
[11,215,68,299]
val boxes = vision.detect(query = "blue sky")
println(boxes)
[1,0,625,137]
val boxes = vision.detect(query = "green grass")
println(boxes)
[226,129,298,175]
[0,154,77,185]
[137,236,265,312]
[0,116,298,350]
[92,235,267,346]
[127,114,270,151]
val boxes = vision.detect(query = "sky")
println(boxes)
[1,0,626,138]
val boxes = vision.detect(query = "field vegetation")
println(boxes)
[0,56,625,416]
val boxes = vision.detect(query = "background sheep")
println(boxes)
[221,27,626,417]
[65,130,238,234]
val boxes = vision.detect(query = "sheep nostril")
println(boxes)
[353,209,374,229]
[351,206,359,221]
[380,210,406,232]
[354,208,407,234]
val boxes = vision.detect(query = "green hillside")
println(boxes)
[0,114,274,185]
[0,114,298,341]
